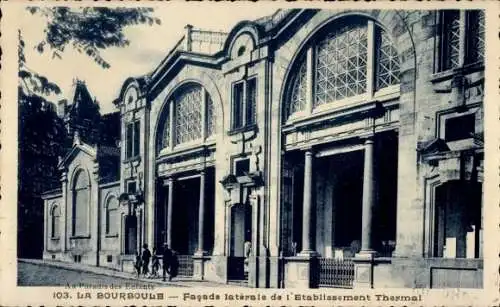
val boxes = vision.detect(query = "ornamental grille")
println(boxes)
[468,10,485,64]
[174,86,203,145]
[177,254,194,277]
[288,58,307,117]
[318,258,355,288]
[444,11,461,70]
[376,31,400,90]
[206,94,216,136]
[315,23,368,106]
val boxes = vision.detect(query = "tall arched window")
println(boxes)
[51,204,60,238]
[105,195,119,235]
[285,17,400,120]
[72,169,90,236]
[157,83,216,152]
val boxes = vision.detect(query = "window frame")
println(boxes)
[230,76,258,132]
[71,169,91,238]
[158,84,216,153]
[438,10,485,73]
[105,195,119,237]
[50,204,60,239]
[285,19,400,122]
[125,120,140,160]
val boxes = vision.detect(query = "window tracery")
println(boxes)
[285,18,401,120]
[157,83,216,152]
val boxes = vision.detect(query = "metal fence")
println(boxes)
[318,258,355,288]
[177,255,194,277]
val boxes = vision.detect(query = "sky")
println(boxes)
[19,5,278,114]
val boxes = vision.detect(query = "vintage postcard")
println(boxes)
[1,0,499,306]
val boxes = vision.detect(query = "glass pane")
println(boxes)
[246,78,257,125]
[126,123,133,158]
[376,30,400,90]
[161,110,170,149]
[206,94,216,136]
[133,121,140,157]
[287,57,307,119]
[174,85,203,145]
[467,10,485,64]
[232,82,244,129]
[443,10,461,70]
[315,22,368,106]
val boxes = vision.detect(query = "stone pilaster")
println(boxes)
[60,172,68,252]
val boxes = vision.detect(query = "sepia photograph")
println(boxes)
[1,1,499,306]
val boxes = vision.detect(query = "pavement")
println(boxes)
[18,258,244,288]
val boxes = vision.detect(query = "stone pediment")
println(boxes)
[418,138,450,158]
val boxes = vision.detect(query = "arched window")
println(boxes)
[105,195,119,235]
[157,83,216,152]
[72,169,90,236]
[285,18,400,120]
[51,204,60,238]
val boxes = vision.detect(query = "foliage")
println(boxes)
[27,7,161,69]
[17,6,160,257]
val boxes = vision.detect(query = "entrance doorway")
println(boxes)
[229,202,252,280]
[124,215,137,255]
[433,181,482,258]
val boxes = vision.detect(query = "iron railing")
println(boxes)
[318,258,355,288]
[177,255,194,277]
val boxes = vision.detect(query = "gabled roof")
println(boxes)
[146,9,304,100]
[58,132,97,169]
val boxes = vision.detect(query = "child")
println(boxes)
[134,251,142,279]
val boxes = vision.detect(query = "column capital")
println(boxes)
[360,135,375,144]
[302,146,315,155]
[162,177,175,186]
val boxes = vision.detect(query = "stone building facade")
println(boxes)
[43,9,484,288]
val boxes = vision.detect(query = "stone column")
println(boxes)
[196,170,206,255]
[360,137,375,254]
[300,149,315,255]
[353,137,376,289]
[287,148,319,288]
[166,178,174,247]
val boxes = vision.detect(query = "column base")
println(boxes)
[284,255,319,288]
[353,250,376,288]
[192,253,209,281]
[297,250,319,257]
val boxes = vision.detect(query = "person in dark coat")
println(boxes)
[169,250,179,281]
[134,251,142,278]
[141,243,152,277]
[151,247,160,278]
[162,243,172,282]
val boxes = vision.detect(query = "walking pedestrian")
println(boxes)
[134,251,142,279]
[169,250,179,281]
[151,247,160,278]
[162,243,172,282]
[141,243,151,277]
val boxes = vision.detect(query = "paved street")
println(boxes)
[18,261,181,287]
[17,259,243,288]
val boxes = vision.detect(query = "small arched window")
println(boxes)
[105,195,119,235]
[51,204,60,238]
[285,17,400,120]
[72,169,90,236]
